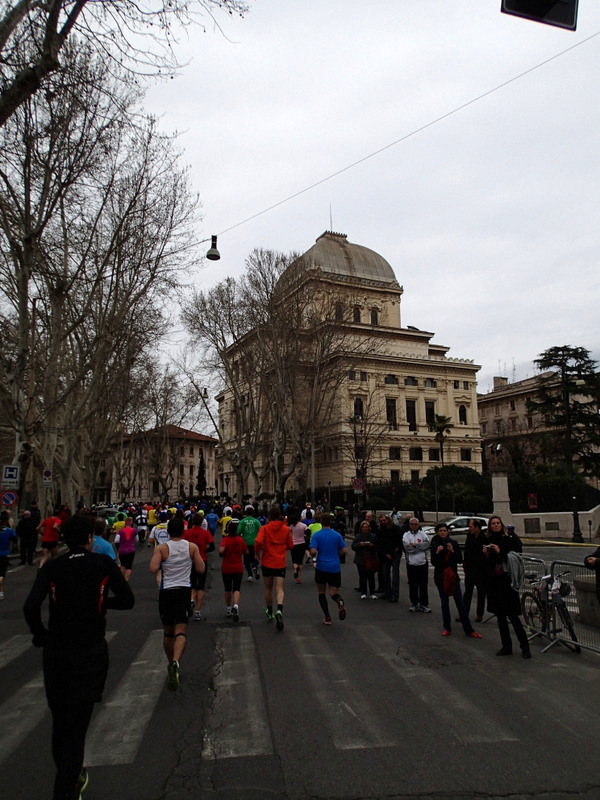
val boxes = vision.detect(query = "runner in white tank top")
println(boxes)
[149,517,205,690]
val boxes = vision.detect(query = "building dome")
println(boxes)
[294,231,399,287]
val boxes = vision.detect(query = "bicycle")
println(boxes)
[521,570,580,653]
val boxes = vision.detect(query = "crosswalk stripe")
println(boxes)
[84,630,165,766]
[0,634,31,670]
[0,632,119,766]
[202,626,273,759]
[0,670,47,764]
[287,626,393,750]
[356,626,518,744]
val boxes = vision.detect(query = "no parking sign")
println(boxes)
[1,490,18,507]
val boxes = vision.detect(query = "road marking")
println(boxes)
[357,626,518,744]
[0,634,31,670]
[0,632,120,765]
[202,626,273,759]
[287,627,393,750]
[0,670,47,764]
[85,630,165,766]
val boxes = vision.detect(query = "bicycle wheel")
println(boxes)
[556,604,581,653]
[521,592,545,633]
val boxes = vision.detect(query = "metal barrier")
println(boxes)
[520,557,600,657]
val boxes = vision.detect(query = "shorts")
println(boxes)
[42,540,58,550]
[119,552,135,570]
[222,572,243,592]
[191,569,207,591]
[43,640,109,706]
[0,556,8,578]
[315,568,342,588]
[158,587,191,626]
[291,543,306,565]
[261,565,286,579]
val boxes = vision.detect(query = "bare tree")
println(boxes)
[182,247,385,500]
[0,43,199,509]
[0,0,249,128]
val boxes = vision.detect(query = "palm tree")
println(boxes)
[433,414,454,467]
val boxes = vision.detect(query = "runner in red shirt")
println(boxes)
[184,513,215,621]
[218,518,248,623]
[37,514,62,566]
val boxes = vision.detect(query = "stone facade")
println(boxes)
[108,424,218,504]
[216,232,482,499]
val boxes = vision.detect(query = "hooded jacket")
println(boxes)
[254,519,293,569]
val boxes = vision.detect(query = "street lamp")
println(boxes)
[225,474,230,500]
[564,377,586,543]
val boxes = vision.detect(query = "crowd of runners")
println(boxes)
[11,495,593,800]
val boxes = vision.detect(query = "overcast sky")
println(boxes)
[145,0,600,393]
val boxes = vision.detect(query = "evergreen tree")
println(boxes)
[196,449,207,497]
[527,346,600,478]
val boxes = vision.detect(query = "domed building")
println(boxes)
[216,231,482,502]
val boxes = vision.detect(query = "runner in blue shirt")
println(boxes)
[92,519,117,560]
[309,513,348,625]
[0,512,17,600]
[205,509,219,536]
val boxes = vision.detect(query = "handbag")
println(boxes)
[442,550,456,596]
[363,549,380,573]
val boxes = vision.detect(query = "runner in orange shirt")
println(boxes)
[254,506,293,631]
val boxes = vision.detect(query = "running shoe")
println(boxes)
[232,604,239,623]
[0,592,4,600]
[360,594,367,599]
[323,616,332,625]
[167,661,180,691]
[265,608,274,622]
[408,604,419,612]
[420,605,432,613]
[294,568,299,580]
[253,567,260,580]
[370,594,378,600]
[275,610,284,631]
[225,607,232,617]
[247,575,253,582]
[75,767,89,798]
[194,611,203,621]
[468,631,483,639]
[337,598,346,621]
[441,630,451,637]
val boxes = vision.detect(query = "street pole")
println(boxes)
[563,368,584,543]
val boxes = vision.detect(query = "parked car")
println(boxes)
[421,515,489,537]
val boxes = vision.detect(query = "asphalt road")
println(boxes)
[2,538,600,800]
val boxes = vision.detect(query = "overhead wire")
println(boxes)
[216,29,600,239]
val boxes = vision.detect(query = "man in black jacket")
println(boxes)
[377,514,403,602]
[24,513,135,800]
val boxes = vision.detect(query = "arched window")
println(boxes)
[459,405,468,425]
[353,397,364,419]
[371,308,379,326]
[335,303,343,321]
[353,306,361,323]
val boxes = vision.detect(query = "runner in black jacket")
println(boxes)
[24,513,134,800]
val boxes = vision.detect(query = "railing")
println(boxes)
[519,556,600,657]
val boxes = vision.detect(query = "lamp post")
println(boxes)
[225,474,230,501]
[564,375,585,543]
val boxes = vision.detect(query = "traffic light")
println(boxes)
[501,0,578,31]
